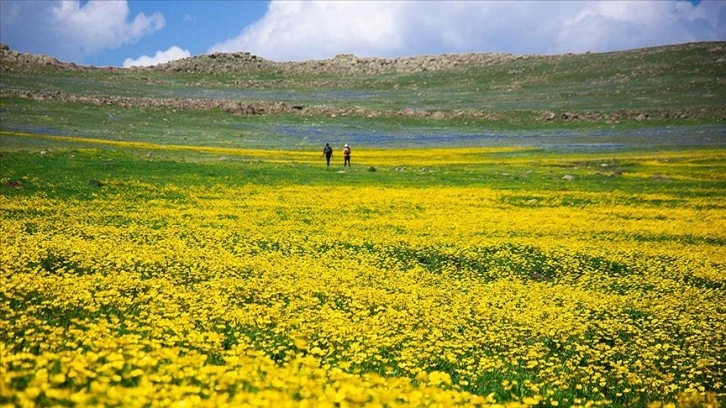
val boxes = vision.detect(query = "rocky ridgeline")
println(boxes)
[0,43,121,73]
[158,42,719,77]
[3,41,724,77]
[123,51,531,75]
[270,52,527,76]
[128,51,274,74]
[1,42,531,75]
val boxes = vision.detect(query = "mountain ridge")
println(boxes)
[2,41,724,76]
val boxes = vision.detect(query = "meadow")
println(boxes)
[1,129,725,407]
[2,42,726,407]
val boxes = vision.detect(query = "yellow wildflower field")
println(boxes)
[1,142,724,407]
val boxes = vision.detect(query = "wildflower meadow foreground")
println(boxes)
[1,137,724,407]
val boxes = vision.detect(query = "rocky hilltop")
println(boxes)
[136,51,530,75]
[0,43,115,73]
[0,41,531,75]
[2,41,724,77]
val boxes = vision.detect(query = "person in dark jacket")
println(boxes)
[322,143,333,167]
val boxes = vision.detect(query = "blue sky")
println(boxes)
[1,0,724,67]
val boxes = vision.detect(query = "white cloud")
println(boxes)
[0,0,164,62]
[208,0,726,61]
[555,1,724,53]
[51,0,165,54]
[208,1,406,60]
[123,46,191,67]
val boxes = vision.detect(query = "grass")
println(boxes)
[2,132,724,201]
[1,96,724,154]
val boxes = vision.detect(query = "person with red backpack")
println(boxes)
[343,144,351,168]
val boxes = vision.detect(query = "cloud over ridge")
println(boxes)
[209,0,726,61]
[123,46,190,68]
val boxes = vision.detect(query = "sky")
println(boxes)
[0,0,724,68]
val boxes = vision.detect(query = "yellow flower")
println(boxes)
[428,371,452,386]
[23,387,42,399]
[50,373,66,384]
[523,396,541,405]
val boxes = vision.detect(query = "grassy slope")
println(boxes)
[1,42,724,138]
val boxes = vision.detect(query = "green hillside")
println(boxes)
[1,41,724,150]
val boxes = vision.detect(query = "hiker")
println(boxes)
[343,144,351,167]
[322,143,333,167]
